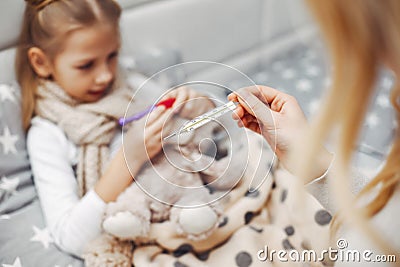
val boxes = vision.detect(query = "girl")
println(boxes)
[17,0,212,258]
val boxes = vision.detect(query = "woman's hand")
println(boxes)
[162,86,215,119]
[228,85,332,180]
[228,85,308,160]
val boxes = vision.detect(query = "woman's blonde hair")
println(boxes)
[16,0,122,131]
[297,0,400,259]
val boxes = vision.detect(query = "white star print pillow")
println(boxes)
[0,83,83,266]
[0,83,35,209]
[0,84,36,211]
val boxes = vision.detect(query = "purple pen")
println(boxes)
[118,98,176,126]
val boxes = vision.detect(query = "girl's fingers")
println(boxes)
[146,109,172,141]
[146,108,172,135]
[173,89,189,114]
[146,106,166,125]
[188,88,199,99]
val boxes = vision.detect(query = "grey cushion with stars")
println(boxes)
[225,39,395,211]
[0,82,35,214]
[228,39,395,178]
[0,83,83,267]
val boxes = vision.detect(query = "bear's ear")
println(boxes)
[27,47,53,78]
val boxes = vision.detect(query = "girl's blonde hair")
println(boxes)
[16,0,122,131]
[297,0,400,259]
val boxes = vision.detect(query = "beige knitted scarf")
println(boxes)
[35,80,133,197]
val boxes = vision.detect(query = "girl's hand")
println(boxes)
[228,85,332,180]
[96,106,171,202]
[162,86,215,119]
[123,106,171,167]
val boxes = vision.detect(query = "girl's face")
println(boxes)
[49,24,120,102]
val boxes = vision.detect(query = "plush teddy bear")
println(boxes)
[104,118,239,239]
[84,112,245,267]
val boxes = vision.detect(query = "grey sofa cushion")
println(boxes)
[0,83,83,266]
[0,82,35,213]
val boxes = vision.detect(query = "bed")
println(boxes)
[0,0,395,266]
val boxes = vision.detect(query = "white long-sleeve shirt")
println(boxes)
[27,116,122,257]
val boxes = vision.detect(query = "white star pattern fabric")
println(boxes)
[30,226,54,249]
[252,72,268,84]
[1,83,83,266]
[305,65,320,77]
[281,68,296,80]
[228,40,395,172]
[0,176,20,194]
[365,113,380,128]
[0,127,19,155]
[0,84,17,103]
[296,78,312,92]
[308,99,320,114]
[377,94,390,108]
[0,214,11,220]
[382,76,393,89]
[2,257,22,267]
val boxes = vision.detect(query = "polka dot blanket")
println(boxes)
[133,165,332,266]
[85,131,333,267]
